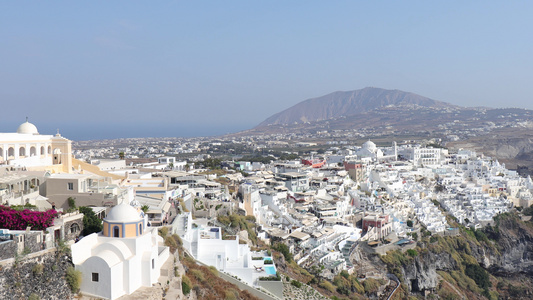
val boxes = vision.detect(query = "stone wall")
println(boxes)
[0,250,74,300]
[24,232,44,253]
[63,219,83,241]
[0,240,17,260]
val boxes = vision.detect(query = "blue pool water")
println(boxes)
[263,257,272,261]
[264,266,276,275]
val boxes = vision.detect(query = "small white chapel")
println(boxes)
[71,202,169,300]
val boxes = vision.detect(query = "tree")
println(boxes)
[141,205,150,213]
[79,206,103,236]
[407,220,413,227]
[119,151,125,160]
[465,263,491,289]
[67,197,76,209]
[273,243,293,262]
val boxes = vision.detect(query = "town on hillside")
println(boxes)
[1,120,533,299]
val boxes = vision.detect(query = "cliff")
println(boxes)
[0,249,74,300]
[381,213,533,299]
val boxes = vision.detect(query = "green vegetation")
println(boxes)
[197,157,222,169]
[522,204,533,216]
[32,263,44,275]
[217,213,258,245]
[28,294,40,300]
[141,205,149,213]
[406,249,418,257]
[465,263,491,289]
[190,269,205,282]
[78,206,103,236]
[272,243,292,262]
[159,227,169,237]
[291,279,302,288]
[67,197,76,209]
[362,278,380,294]
[181,275,191,295]
[319,280,336,293]
[10,203,37,211]
[65,266,82,293]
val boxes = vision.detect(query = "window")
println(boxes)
[113,226,120,237]
[152,259,155,269]
[70,223,80,234]
[67,182,74,190]
[92,273,99,282]
[139,224,143,235]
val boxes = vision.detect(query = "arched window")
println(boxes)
[70,223,80,234]
[8,147,14,157]
[40,146,45,155]
[113,226,120,237]
[19,147,26,157]
[0,148,3,157]
[47,146,52,154]
[139,223,143,235]
[30,146,36,156]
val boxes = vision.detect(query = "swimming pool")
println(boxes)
[263,256,272,261]
[264,266,276,275]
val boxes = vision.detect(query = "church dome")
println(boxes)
[362,140,377,152]
[17,120,39,135]
[105,202,142,223]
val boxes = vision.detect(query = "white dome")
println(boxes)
[105,202,142,223]
[362,140,377,151]
[17,121,39,135]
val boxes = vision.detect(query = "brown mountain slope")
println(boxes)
[257,87,457,127]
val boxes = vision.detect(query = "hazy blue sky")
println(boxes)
[1,1,532,140]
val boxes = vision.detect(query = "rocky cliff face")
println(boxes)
[396,214,533,295]
[0,250,73,300]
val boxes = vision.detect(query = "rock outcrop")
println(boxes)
[0,250,74,300]
[396,214,533,294]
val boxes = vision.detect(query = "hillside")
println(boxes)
[257,87,456,127]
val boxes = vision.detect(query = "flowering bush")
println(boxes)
[0,205,58,230]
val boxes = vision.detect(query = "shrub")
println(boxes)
[272,243,292,262]
[407,249,418,257]
[190,269,205,282]
[264,259,273,264]
[28,294,40,300]
[165,236,178,253]
[225,289,238,300]
[465,263,491,289]
[291,280,302,288]
[67,197,76,209]
[319,280,335,293]
[340,270,349,279]
[66,266,82,293]
[363,278,380,294]
[159,227,169,237]
[182,275,191,295]
[0,205,58,230]
[209,265,218,276]
[32,263,44,275]
[79,206,102,235]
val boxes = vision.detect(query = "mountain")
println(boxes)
[257,87,457,127]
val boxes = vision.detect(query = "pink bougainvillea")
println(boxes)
[0,205,58,230]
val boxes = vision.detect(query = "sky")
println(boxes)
[1,1,532,140]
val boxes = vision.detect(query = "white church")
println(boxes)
[0,119,73,173]
[71,202,169,300]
